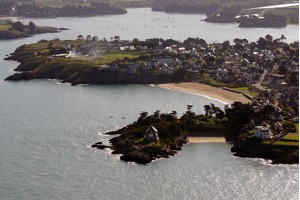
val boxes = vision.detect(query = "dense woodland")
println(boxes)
[0,0,126,17]
[152,0,289,14]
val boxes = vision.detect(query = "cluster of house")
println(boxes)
[249,94,297,141]
[108,56,181,75]
[101,39,297,87]
[63,37,298,84]
[62,37,298,125]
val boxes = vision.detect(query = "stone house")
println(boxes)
[145,125,159,141]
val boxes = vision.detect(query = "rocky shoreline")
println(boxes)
[91,130,188,164]
[231,139,299,164]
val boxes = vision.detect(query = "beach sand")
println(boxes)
[157,82,251,104]
[188,137,226,143]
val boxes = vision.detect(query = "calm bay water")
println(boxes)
[0,8,298,200]
[13,8,299,43]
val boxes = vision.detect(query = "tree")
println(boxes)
[265,34,273,42]
[187,105,193,112]
[233,38,242,45]
[137,111,149,125]
[153,110,161,119]
[170,111,177,119]
[257,37,267,49]
[139,111,148,119]
[92,36,98,43]
[280,34,286,43]
[222,40,230,50]
[77,35,84,40]
[132,38,139,47]
[233,38,243,49]
[204,105,211,116]
[198,38,207,46]
[86,35,92,41]
[289,73,298,86]
[278,65,288,75]
[225,102,254,124]
[12,21,25,32]
[241,38,248,46]
[28,21,36,33]
[210,103,225,118]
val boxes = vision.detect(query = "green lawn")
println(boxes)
[0,24,11,30]
[272,132,299,147]
[22,40,85,53]
[272,140,299,146]
[96,52,141,64]
[282,133,299,141]
[232,87,258,97]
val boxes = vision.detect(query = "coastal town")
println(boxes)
[5,34,298,164]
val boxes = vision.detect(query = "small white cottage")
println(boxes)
[254,126,272,140]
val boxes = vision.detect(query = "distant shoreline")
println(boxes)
[156,82,251,104]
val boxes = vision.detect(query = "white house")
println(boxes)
[254,126,272,140]
[265,51,275,61]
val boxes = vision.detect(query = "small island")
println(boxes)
[0,20,66,40]
[204,13,288,28]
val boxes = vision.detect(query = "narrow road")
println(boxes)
[253,69,267,90]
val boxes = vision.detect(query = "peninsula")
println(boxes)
[92,102,299,164]
[91,105,227,164]
[0,20,66,40]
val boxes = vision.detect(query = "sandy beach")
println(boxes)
[188,137,225,143]
[157,82,251,104]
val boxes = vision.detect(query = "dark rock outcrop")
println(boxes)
[93,132,188,164]
[231,138,299,164]
[120,150,153,164]
[91,142,109,149]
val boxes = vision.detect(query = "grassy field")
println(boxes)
[232,87,258,97]
[76,51,141,65]
[100,52,140,63]
[0,24,10,30]
[272,140,299,146]
[21,40,85,54]
[282,132,299,141]
[272,132,299,147]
